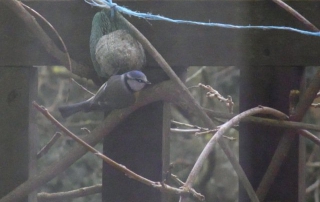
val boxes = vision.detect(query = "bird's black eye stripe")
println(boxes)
[136,79,144,83]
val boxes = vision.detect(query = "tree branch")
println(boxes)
[272,0,319,32]
[37,184,102,202]
[3,0,100,83]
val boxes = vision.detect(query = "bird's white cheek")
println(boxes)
[127,80,146,91]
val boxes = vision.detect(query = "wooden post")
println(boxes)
[0,67,38,202]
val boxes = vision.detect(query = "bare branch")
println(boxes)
[205,108,320,132]
[272,0,319,32]
[3,0,100,82]
[37,184,101,202]
[21,3,72,72]
[71,78,95,96]
[198,83,234,113]
[37,132,62,159]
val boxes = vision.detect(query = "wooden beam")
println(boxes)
[1,1,320,67]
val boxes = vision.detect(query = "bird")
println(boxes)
[58,71,150,118]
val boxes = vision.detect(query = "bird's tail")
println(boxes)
[58,100,90,119]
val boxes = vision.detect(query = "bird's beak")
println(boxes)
[145,80,151,84]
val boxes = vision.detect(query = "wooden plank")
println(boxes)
[0,67,38,202]
[0,1,320,67]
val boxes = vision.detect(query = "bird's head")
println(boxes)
[125,71,151,92]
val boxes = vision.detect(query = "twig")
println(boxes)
[195,129,218,136]
[272,0,320,32]
[71,78,95,96]
[170,174,185,187]
[21,3,72,72]
[172,120,209,131]
[306,179,320,194]
[37,132,62,159]
[80,127,91,134]
[198,83,234,113]
[37,184,102,202]
[186,66,207,83]
[170,128,201,134]
[298,129,320,147]
[306,162,320,167]
[311,103,320,108]
[205,108,320,132]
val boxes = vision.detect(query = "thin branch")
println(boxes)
[306,179,320,194]
[205,108,320,132]
[3,0,100,82]
[210,109,320,146]
[198,83,234,113]
[172,120,209,131]
[298,129,320,147]
[71,78,95,96]
[37,184,102,202]
[186,66,207,83]
[37,132,62,159]
[272,0,319,32]
[21,3,72,72]
[170,128,201,134]
[311,103,320,108]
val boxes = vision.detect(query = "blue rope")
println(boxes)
[107,0,116,18]
[85,0,320,37]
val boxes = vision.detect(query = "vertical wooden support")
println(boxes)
[161,102,171,202]
[102,101,163,202]
[239,66,304,201]
[0,67,38,202]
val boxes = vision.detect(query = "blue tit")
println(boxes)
[58,71,150,118]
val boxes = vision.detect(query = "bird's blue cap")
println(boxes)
[127,70,145,78]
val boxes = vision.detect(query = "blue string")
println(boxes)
[85,0,320,37]
[107,0,116,18]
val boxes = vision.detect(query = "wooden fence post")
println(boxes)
[0,67,38,202]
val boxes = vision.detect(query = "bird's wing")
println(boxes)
[89,81,109,104]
